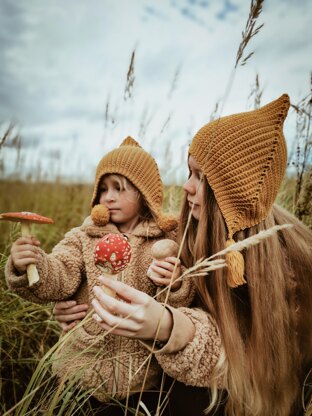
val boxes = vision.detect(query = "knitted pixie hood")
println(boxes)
[189,94,290,286]
[91,136,177,232]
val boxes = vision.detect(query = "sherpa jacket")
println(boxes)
[152,306,222,387]
[5,217,195,401]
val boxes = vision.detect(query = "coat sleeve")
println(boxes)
[153,306,222,387]
[5,227,85,302]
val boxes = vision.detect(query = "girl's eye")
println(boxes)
[189,170,200,180]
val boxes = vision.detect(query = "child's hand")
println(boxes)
[11,237,41,274]
[53,301,89,333]
[147,256,182,291]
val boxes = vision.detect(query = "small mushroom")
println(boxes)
[0,211,54,286]
[149,239,180,284]
[151,239,179,260]
[94,233,131,297]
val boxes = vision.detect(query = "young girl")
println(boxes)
[5,137,195,413]
[90,95,312,415]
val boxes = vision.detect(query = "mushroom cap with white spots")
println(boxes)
[94,233,131,274]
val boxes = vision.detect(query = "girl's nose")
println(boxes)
[104,189,116,201]
[183,177,195,195]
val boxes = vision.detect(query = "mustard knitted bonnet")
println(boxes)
[91,136,177,232]
[189,94,290,287]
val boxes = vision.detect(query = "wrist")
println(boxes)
[157,306,173,342]
[170,280,182,292]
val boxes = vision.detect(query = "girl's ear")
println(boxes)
[91,204,110,226]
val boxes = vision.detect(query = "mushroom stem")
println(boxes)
[21,221,40,287]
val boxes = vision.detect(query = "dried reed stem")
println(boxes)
[235,0,264,68]
[124,49,136,100]
[0,124,15,149]
[209,224,293,259]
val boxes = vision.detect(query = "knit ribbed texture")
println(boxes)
[189,94,290,239]
[189,94,290,287]
[91,137,177,232]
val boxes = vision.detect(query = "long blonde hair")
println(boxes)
[179,178,312,415]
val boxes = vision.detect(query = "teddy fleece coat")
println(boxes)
[5,217,195,402]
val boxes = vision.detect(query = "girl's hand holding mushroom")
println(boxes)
[11,237,41,274]
[148,257,182,291]
[92,275,173,342]
[147,239,182,291]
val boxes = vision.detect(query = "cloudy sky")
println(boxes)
[1,0,311,183]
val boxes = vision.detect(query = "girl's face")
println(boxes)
[98,174,141,233]
[183,156,205,220]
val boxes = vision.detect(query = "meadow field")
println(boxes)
[0,171,311,415]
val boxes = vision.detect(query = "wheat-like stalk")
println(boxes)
[209,224,293,260]
[156,224,294,296]
[0,124,14,149]
[235,0,264,68]
[124,49,136,100]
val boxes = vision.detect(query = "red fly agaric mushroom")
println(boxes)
[148,239,179,284]
[94,233,131,297]
[0,211,54,286]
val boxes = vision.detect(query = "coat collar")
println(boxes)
[81,216,165,238]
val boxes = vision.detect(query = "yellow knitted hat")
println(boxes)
[91,136,177,232]
[189,94,290,287]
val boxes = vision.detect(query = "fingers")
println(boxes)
[53,301,88,323]
[11,238,41,272]
[60,321,78,333]
[12,257,39,273]
[92,286,134,319]
[162,257,181,266]
[148,273,172,287]
[97,275,149,305]
[147,267,162,286]
[148,258,182,290]
[54,310,88,323]
[153,257,181,271]
[149,262,180,279]
[12,243,40,256]
[14,237,40,246]
[92,279,172,341]
[91,297,140,333]
[92,316,138,338]
[53,300,77,311]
